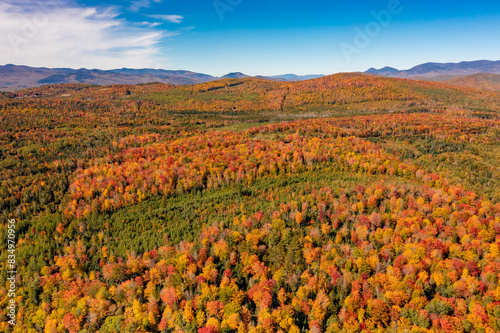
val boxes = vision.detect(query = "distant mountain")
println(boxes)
[366,60,500,78]
[0,65,326,91]
[0,65,216,91]
[221,72,250,79]
[111,68,215,82]
[365,66,399,76]
[250,74,325,82]
[254,76,286,81]
[221,73,325,81]
[269,74,325,81]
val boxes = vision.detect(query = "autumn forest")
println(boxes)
[1,74,500,333]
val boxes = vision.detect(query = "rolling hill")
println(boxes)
[5,72,500,118]
[440,73,500,92]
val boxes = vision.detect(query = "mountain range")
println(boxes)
[2,60,500,91]
[0,65,324,91]
[366,60,500,78]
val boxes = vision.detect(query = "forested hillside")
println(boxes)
[1,74,500,332]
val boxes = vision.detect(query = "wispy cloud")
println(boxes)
[0,0,173,69]
[139,21,163,28]
[129,0,162,13]
[147,14,184,24]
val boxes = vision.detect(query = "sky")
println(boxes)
[1,0,500,76]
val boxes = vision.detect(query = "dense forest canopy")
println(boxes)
[1,74,500,332]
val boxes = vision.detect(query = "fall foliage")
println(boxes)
[1,74,500,332]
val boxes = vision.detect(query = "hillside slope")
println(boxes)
[440,73,500,92]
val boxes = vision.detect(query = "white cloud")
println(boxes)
[147,14,184,24]
[0,0,172,69]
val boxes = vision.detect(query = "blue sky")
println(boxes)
[1,0,500,76]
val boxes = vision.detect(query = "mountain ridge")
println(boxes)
[366,60,500,78]
[0,64,325,91]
